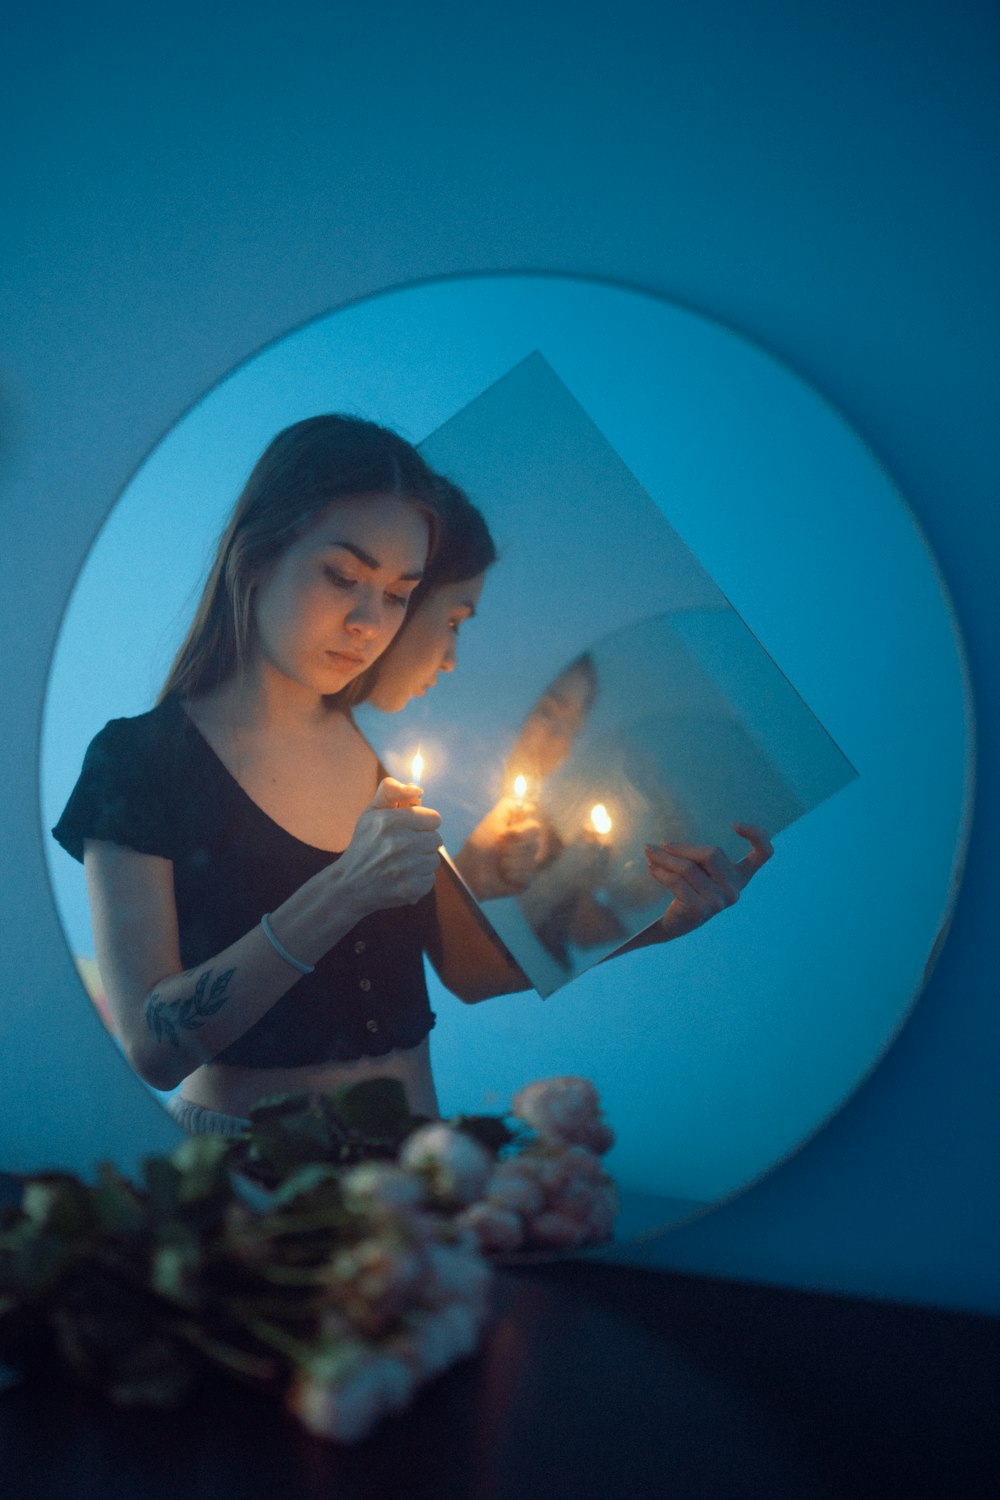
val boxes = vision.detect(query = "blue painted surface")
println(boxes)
[1,0,997,1309]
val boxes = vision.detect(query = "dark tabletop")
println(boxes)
[3,1258,998,1500]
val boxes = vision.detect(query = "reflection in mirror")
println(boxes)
[364,353,854,997]
[482,607,856,995]
[41,275,970,1244]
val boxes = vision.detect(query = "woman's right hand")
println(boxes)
[332,777,443,916]
[453,796,543,900]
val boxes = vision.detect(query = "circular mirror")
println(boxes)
[41,274,971,1239]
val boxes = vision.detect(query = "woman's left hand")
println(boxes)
[644,823,773,938]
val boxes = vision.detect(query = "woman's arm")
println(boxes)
[425,825,772,1002]
[85,842,364,1090]
[85,779,443,1090]
[424,862,532,1004]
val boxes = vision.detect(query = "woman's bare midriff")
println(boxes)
[179,1036,440,1119]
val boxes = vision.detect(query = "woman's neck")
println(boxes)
[190,666,343,740]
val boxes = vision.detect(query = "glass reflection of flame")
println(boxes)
[590,804,613,837]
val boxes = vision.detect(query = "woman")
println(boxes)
[54,416,525,1134]
[55,416,771,1136]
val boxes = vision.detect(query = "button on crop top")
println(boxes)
[51,696,437,1067]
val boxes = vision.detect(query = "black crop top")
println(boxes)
[51,696,437,1067]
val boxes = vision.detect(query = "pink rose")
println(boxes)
[458,1200,525,1254]
[529,1210,588,1249]
[486,1160,546,1219]
[329,1239,425,1336]
[510,1077,615,1154]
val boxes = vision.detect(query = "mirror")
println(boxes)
[41,274,970,1239]
[359,351,856,997]
[465,611,856,998]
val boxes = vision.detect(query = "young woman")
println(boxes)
[54,417,771,1136]
[53,416,526,1133]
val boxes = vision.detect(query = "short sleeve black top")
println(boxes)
[51,696,437,1067]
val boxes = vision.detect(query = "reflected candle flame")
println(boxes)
[590,803,613,837]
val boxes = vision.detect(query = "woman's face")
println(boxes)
[250,492,430,699]
[368,572,486,712]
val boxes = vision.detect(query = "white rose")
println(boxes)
[288,1353,415,1443]
[399,1125,493,1205]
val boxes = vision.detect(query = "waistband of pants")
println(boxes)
[167,1094,251,1138]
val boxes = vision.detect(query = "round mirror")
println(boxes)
[41,274,971,1239]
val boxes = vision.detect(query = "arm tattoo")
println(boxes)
[145,967,236,1048]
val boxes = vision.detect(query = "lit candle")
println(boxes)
[411,749,424,785]
[513,773,527,804]
[590,803,613,838]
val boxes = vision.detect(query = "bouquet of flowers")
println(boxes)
[0,1077,617,1442]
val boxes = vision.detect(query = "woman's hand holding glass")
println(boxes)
[643,823,774,938]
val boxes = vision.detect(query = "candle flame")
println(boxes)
[513,774,527,801]
[411,750,424,784]
[590,803,612,836]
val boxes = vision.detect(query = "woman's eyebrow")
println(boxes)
[329,540,424,581]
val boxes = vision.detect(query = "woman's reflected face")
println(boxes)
[508,659,597,780]
[369,573,486,712]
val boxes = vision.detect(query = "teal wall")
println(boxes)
[1,1,997,1309]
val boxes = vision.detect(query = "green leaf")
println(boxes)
[143,1156,182,1218]
[246,1091,316,1123]
[267,1163,344,1211]
[172,1136,232,1206]
[150,1241,204,1308]
[245,1113,334,1177]
[20,1176,94,1239]
[451,1115,516,1154]
[174,1320,276,1383]
[92,1165,145,1236]
[328,1079,415,1143]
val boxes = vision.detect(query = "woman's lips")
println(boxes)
[326,650,366,670]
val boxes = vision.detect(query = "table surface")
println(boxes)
[3,1258,998,1500]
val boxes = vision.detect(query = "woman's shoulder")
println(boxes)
[85,695,189,765]
[51,698,194,863]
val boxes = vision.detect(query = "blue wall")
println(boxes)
[1,0,997,1310]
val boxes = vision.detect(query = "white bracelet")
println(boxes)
[260,912,315,975]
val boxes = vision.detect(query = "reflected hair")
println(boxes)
[361,480,497,699]
[412,481,497,597]
[159,415,450,708]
